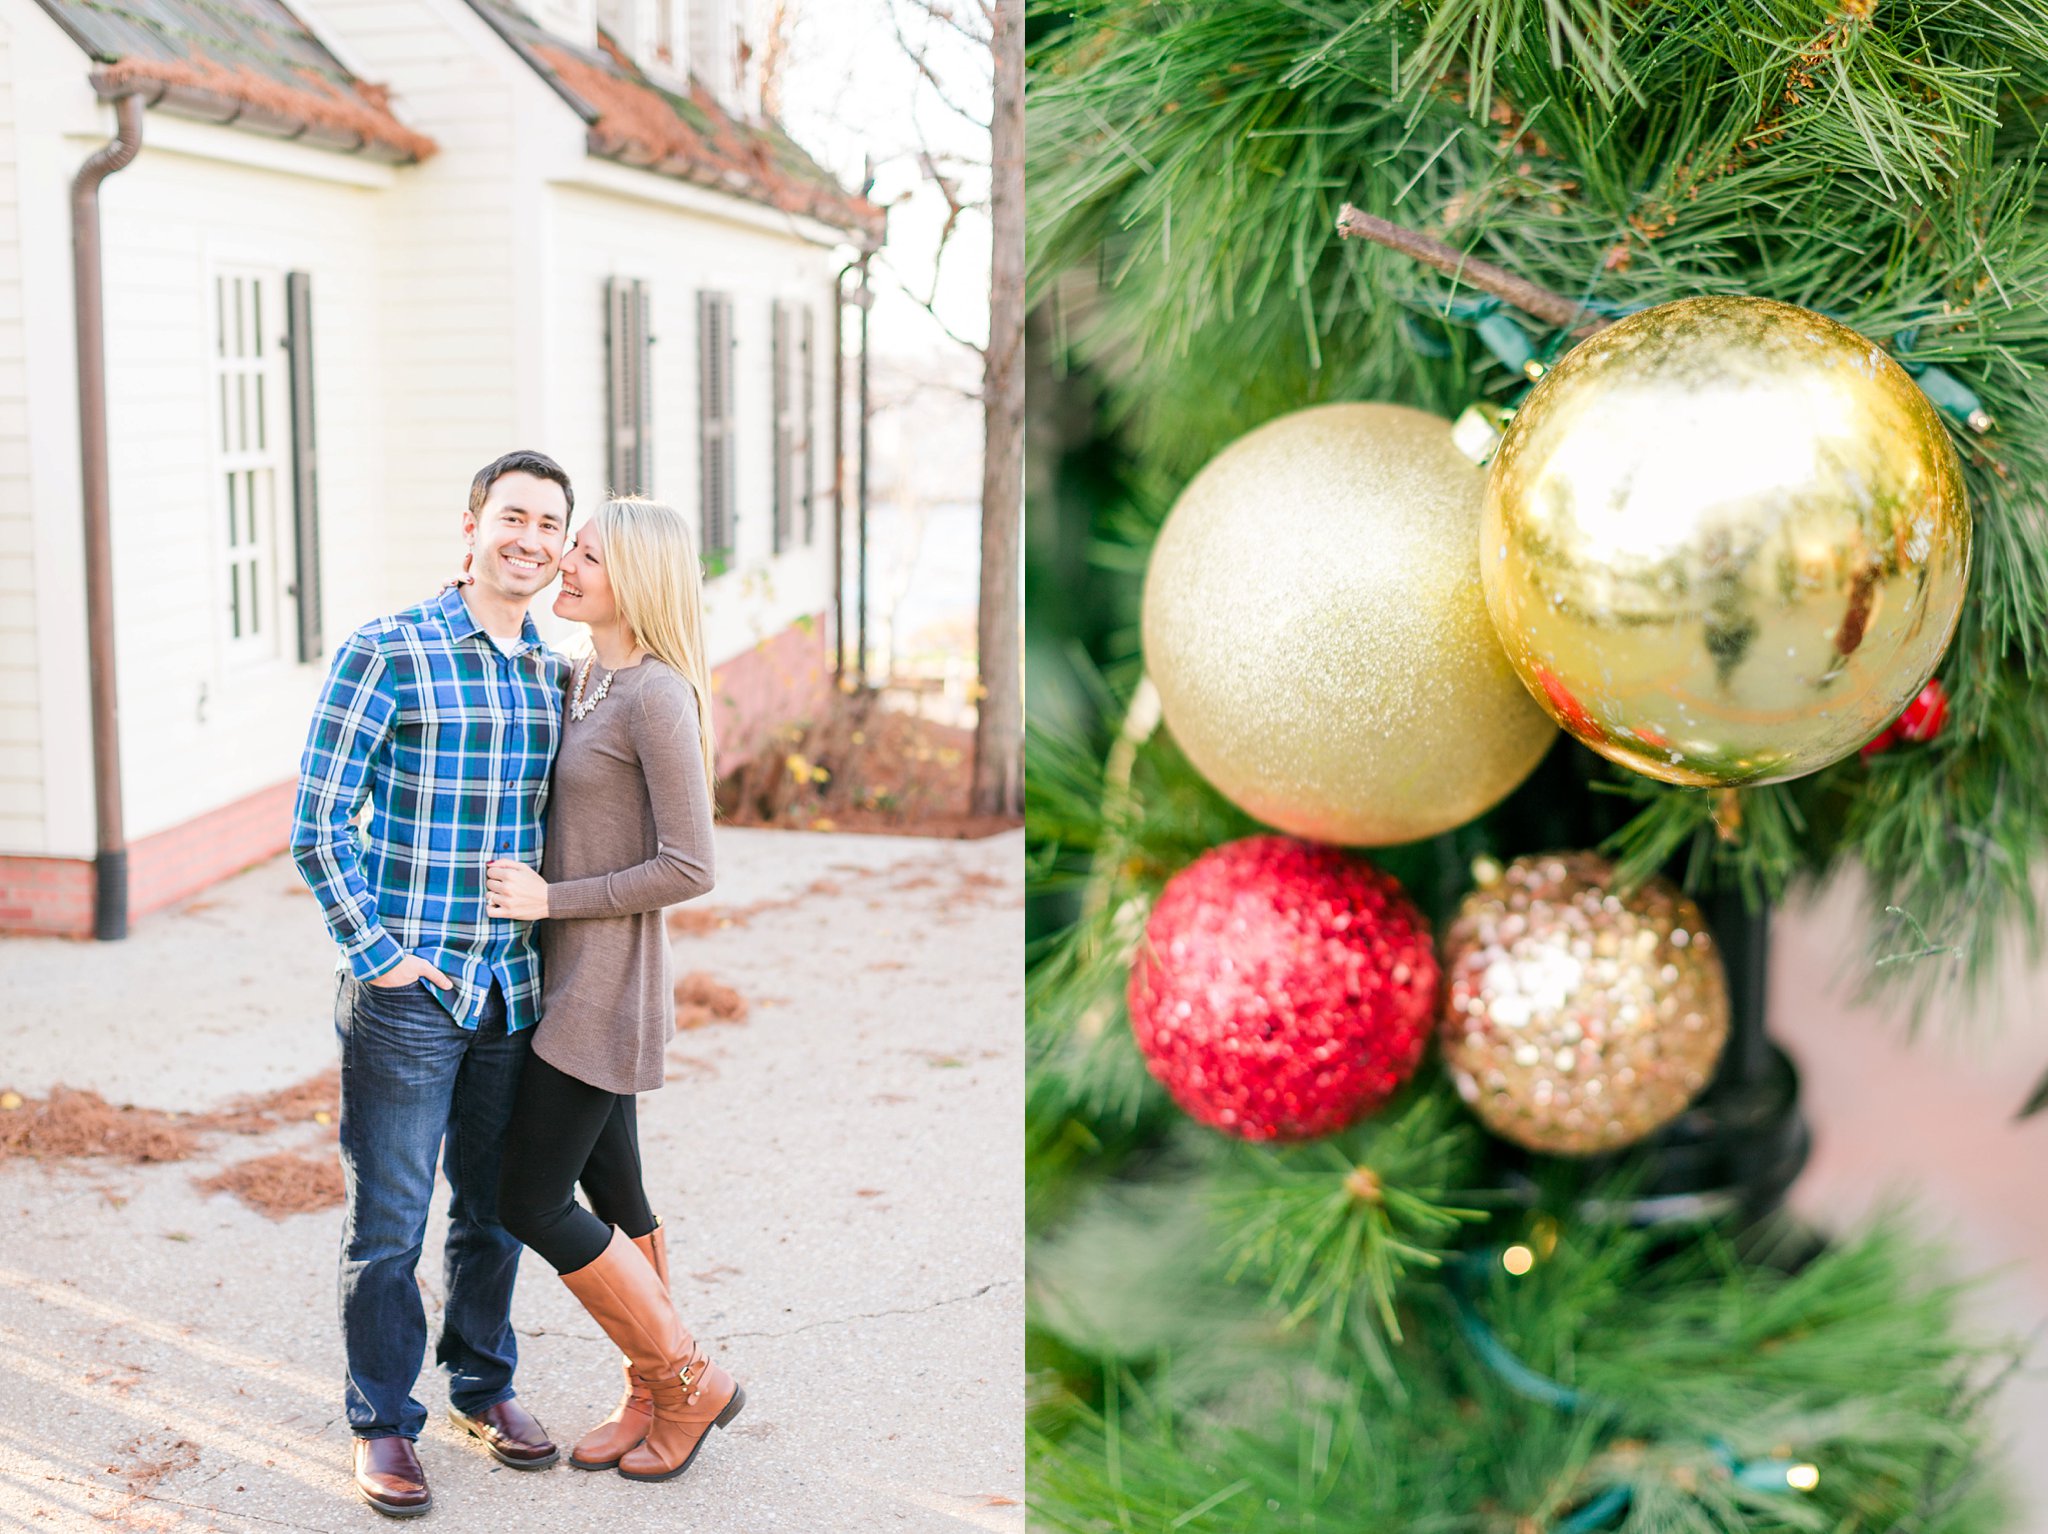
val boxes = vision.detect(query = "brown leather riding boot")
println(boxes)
[558,1226,745,1483]
[619,1352,743,1483]
[569,1221,670,1470]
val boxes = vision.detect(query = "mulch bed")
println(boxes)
[716,686,1020,840]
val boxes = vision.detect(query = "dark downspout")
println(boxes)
[851,160,875,688]
[832,264,849,676]
[855,252,872,687]
[73,93,145,940]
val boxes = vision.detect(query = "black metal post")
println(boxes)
[856,254,872,687]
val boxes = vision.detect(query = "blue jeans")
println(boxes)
[334,972,531,1440]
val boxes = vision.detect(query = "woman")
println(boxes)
[483,496,743,1483]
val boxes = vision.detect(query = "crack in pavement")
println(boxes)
[27,1472,339,1533]
[518,1277,1022,1347]
[718,1278,1022,1342]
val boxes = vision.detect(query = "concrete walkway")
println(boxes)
[0,827,1024,1532]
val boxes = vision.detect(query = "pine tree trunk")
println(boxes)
[971,0,1025,817]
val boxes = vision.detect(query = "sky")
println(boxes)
[771,0,995,361]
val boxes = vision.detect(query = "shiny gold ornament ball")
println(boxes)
[1483,295,1972,787]
[1142,403,1556,846]
[1440,852,1729,1156]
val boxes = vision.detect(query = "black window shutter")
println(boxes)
[284,270,322,663]
[771,299,791,554]
[634,280,652,493]
[800,304,815,544]
[698,291,736,564]
[606,277,652,496]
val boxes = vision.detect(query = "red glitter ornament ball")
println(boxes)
[1127,836,1438,1141]
[1860,678,1952,760]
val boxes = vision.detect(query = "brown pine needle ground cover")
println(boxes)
[195,1150,347,1220]
[717,686,1020,840]
[0,1070,339,1165]
[664,876,845,937]
[675,972,750,1029]
[0,1087,201,1164]
[1,1071,345,1220]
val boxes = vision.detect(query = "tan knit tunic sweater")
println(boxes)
[534,657,714,1094]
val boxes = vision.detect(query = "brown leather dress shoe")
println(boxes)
[446,1398,561,1469]
[352,1436,431,1518]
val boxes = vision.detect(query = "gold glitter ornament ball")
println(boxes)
[1142,403,1556,846]
[1439,852,1729,1157]
[1484,295,1971,787]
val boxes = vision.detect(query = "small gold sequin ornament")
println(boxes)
[1483,295,1971,787]
[1440,852,1729,1157]
[1142,403,1556,846]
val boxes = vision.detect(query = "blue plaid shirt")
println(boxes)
[290,586,568,1032]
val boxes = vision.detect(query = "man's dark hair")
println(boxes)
[469,450,574,521]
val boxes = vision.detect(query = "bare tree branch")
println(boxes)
[876,251,988,357]
[901,0,993,48]
[920,149,969,268]
[889,0,992,130]
[873,376,986,408]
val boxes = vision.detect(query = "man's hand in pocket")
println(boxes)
[368,955,454,989]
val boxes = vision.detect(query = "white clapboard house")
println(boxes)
[0,0,881,936]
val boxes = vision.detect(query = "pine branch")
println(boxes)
[1030,0,2048,1020]
[1027,10,2034,1522]
[1031,1211,2010,1533]
[1209,1089,1487,1341]
[1336,203,1604,332]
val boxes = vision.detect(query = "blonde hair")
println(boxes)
[588,496,717,793]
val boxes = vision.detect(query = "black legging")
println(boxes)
[496,1054,657,1275]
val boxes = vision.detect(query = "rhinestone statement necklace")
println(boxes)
[569,655,617,722]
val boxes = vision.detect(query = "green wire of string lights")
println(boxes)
[1449,1246,1822,1532]
[1410,294,1992,435]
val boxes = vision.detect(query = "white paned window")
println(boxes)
[212,269,285,662]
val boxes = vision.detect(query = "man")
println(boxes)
[290,450,574,1517]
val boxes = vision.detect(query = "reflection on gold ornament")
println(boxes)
[1483,295,1971,787]
[1440,852,1729,1157]
[1143,403,1556,846]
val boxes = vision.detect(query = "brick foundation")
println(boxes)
[0,614,839,938]
[0,856,97,936]
[0,779,297,939]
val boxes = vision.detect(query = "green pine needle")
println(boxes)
[1210,1089,1488,1341]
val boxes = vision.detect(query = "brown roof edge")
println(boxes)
[92,57,437,163]
[537,44,882,244]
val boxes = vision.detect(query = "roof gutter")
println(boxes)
[72,90,144,940]
[87,68,424,163]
